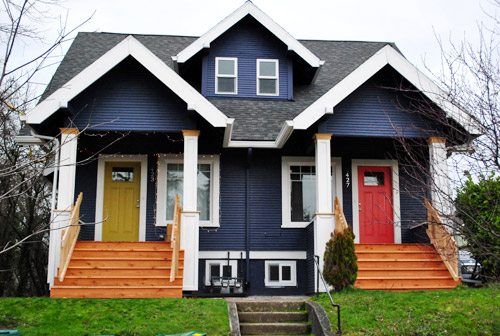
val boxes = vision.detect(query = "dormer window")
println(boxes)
[257,59,279,96]
[215,57,237,94]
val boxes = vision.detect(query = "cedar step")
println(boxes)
[68,259,180,268]
[54,276,183,287]
[75,241,170,249]
[357,260,445,268]
[355,244,435,252]
[358,269,450,277]
[50,286,183,298]
[355,277,458,288]
[65,267,183,277]
[72,251,179,258]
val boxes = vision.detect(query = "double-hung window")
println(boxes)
[156,155,220,227]
[281,157,342,228]
[257,59,279,96]
[215,57,237,94]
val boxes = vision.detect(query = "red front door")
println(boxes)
[358,166,394,243]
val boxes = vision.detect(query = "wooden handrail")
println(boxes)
[424,199,460,281]
[334,196,348,233]
[59,192,83,282]
[169,194,182,282]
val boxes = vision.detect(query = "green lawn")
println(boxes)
[0,297,230,336]
[314,285,500,336]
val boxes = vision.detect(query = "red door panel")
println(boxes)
[358,166,394,243]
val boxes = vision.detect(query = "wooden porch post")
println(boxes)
[428,137,450,216]
[181,130,200,291]
[314,133,334,292]
[48,128,78,286]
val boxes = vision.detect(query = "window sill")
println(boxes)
[281,222,311,228]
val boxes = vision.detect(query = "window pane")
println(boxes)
[222,265,232,277]
[259,61,276,76]
[290,165,316,222]
[166,163,212,221]
[112,167,134,182]
[166,164,183,220]
[269,265,279,281]
[218,77,235,93]
[259,79,276,94]
[197,164,211,221]
[364,172,385,186]
[282,265,291,281]
[218,59,235,75]
[210,264,220,277]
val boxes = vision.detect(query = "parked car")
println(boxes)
[459,250,483,285]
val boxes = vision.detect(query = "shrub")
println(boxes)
[455,173,500,281]
[323,227,358,291]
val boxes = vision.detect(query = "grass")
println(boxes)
[0,297,230,336]
[314,285,500,336]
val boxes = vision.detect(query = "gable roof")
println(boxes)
[174,1,322,69]
[24,34,228,128]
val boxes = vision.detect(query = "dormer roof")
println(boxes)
[174,1,323,70]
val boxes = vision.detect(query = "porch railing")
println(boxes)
[168,194,182,282]
[334,196,348,233]
[424,199,460,281]
[59,192,83,282]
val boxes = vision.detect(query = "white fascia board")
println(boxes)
[224,120,294,148]
[175,2,321,68]
[25,36,229,128]
[292,44,481,135]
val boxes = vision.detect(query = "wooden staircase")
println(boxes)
[50,241,184,298]
[355,244,461,291]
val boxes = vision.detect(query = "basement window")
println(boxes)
[264,260,297,287]
[205,260,238,286]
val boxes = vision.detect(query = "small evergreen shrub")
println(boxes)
[455,173,500,281]
[323,227,358,291]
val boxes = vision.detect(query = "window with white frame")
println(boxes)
[257,59,279,96]
[205,260,238,286]
[264,260,296,287]
[281,157,342,228]
[156,155,220,227]
[216,57,237,94]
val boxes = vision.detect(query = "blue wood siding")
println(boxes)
[320,70,437,138]
[68,56,196,132]
[201,16,291,99]
[75,159,97,241]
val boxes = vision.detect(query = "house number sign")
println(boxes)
[345,172,351,188]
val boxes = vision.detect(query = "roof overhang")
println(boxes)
[292,44,482,135]
[175,1,322,69]
[23,35,229,128]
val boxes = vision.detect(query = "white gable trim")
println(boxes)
[24,35,229,128]
[175,2,322,68]
[292,44,481,135]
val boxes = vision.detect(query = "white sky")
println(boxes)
[9,0,498,98]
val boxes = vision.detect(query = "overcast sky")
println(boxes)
[10,0,498,98]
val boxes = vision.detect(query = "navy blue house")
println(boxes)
[21,2,476,297]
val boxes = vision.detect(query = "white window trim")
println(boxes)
[215,57,238,95]
[351,159,401,244]
[256,59,279,96]
[205,259,238,286]
[281,156,342,228]
[264,260,297,287]
[156,154,220,228]
[94,154,148,242]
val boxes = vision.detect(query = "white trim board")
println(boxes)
[198,251,307,260]
[175,2,322,69]
[351,159,401,244]
[95,154,148,242]
[24,35,228,128]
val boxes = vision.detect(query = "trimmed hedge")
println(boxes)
[323,227,358,291]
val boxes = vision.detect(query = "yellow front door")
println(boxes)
[103,161,141,241]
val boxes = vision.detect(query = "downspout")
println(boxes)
[245,148,252,294]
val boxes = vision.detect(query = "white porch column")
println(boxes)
[181,130,200,291]
[313,133,334,292]
[428,137,450,216]
[48,128,78,286]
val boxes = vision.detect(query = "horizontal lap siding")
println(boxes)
[322,78,433,138]
[75,159,97,241]
[202,17,290,99]
[69,57,196,132]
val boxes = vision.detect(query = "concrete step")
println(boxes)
[239,311,308,323]
[236,301,305,312]
[239,322,310,335]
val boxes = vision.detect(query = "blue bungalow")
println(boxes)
[20,2,478,298]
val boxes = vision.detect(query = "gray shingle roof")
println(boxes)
[40,32,395,141]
